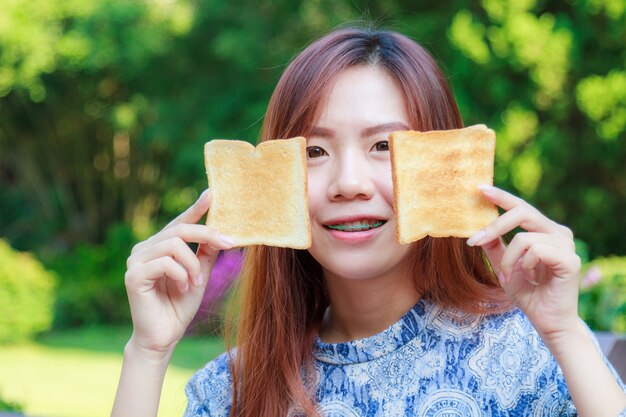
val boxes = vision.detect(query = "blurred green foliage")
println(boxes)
[0,0,624,327]
[0,240,55,342]
[579,256,626,332]
[45,224,135,328]
[0,394,23,412]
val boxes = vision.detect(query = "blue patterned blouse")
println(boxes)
[185,298,626,416]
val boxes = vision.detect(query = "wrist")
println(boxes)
[539,319,590,358]
[538,319,626,417]
[113,336,175,417]
[125,335,177,365]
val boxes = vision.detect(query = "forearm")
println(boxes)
[545,320,626,417]
[111,340,175,417]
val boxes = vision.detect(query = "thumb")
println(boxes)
[195,242,220,288]
[478,237,507,275]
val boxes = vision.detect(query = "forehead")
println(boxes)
[314,65,410,128]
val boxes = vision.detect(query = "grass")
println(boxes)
[0,326,225,417]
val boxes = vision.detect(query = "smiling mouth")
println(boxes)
[325,220,386,232]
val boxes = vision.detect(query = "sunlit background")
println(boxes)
[1,0,625,416]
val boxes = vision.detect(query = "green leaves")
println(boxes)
[445,0,626,257]
[0,0,63,100]
[579,256,626,332]
[449,10,491,65]
[576,70,626,140]
[0,240,56,342]
[0,0,625,261]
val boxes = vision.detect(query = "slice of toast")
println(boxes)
[204,137,311,249]
[389,124,498,244]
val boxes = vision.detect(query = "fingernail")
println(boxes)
[220,234,236,247]
[478,184,496,195]
[467,230,486,246]
[198,189,209,201]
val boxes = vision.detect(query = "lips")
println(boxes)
[323,217,388,233]
[325,220,386,232]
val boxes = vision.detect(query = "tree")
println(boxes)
[1,0,624,260]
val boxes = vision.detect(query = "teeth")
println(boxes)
[327,220,385,232]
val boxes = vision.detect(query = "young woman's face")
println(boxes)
[306,65,415,282]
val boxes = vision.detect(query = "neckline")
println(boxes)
[313,298,430,365]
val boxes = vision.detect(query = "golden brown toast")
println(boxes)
[390,125,498,244]
[204,137,311,249]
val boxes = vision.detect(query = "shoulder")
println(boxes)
[424,303,558,365]
[184,351,234,417]
[466,307,556,366]
[468,308,576,410]
[472,308,557,368]
[423,304,576,407]
[422,299,538,340]
[427,301,547,339]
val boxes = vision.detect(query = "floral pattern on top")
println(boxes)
[185,298,626,417]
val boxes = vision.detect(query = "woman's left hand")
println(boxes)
[467,185,582,343]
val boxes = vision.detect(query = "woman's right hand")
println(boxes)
[124,189,235,359]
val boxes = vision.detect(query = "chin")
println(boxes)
[325,264,380,281]
[313,251,413,282]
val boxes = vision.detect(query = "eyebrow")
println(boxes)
[362,122,410,137]
[309,122,411,138]
[309,126,334,138]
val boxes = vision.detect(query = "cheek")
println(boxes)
[307,169,325,215]
[374,163,394,205]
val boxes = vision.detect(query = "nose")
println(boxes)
[328,150,375,201]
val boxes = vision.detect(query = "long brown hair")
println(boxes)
[226,27,507,417]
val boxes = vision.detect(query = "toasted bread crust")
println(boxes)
[390,125,498,244]
[204,137,311,249]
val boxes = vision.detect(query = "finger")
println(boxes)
[519,242,581,278]
[477,237,507,275]
[468,186,571,247]
[165,189,212,229]
[147,223,235,250]
[195,243,223,287]
[516,254,544,286]
[126,257,191,293]
[481,187,575,240]
[131,237,202,281]
[498,259,542,292]
[469,206,562,249]
[501,245,581,292]
[498,257,542,287]
[500,233,572,278]
[479,185,531,212]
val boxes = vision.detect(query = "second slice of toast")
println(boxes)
[390,125,498,244]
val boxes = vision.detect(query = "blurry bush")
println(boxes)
[1,0,625,328]
[45,224,135,328]
[0,240,55,343]
[0,394,23,412]
[4,0,624,259]
[579,256,626,333]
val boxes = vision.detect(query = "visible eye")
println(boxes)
[306,146,327,158]
[372,141,389,152]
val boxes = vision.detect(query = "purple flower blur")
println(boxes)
[189,249,243,331]
[581,266,602,289]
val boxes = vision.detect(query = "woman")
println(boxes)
[112,27,626,417]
